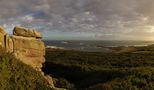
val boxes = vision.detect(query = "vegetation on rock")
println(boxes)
[0,47,51,90]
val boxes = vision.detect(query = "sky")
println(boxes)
[0,0,154,40]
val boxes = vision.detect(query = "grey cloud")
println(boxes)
[0,0,154,40]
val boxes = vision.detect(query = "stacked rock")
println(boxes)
[11,26,45,73]
[0,26,45,74]
[0,26,65,90]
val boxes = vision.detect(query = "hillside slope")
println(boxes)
[0,48,51,90]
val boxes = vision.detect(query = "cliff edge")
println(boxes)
[0,26,64,90]
[0,26,45,74]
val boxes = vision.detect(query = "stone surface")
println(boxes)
[12,35,45,55]
[45,75,55,87]
[0,26,63,89]
[44,75,66,90]
[0,26,6,48]
[0,27,46,74]
[6,35,14,52]
[12,35,45,73]
[13,26,42,38]
[0,26,6,34]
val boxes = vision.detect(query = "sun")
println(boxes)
[148,26,154,33]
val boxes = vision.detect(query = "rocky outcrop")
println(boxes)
[12,35,45,72]
[0,26,65,89]
[44,75,66,90]
[2,26,45,74]
[13,26,42,38]
[0,26,45,73]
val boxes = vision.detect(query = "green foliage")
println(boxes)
[0,48,51,90]
[44,48,154,90]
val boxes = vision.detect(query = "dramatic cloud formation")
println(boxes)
[0,0,154,40]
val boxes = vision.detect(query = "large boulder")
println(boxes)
[12,35,45,73]
[0,26,45,74]
[0,26,63,89]
[13,26,42,38]
[12,35,45,54]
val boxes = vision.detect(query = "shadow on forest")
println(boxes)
[43,62,129,88]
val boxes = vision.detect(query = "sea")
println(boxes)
[44,40,154,52]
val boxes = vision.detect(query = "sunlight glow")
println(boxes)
[148,26,154,33]
[142,17,148,21]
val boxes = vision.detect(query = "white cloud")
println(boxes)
[21,15,34,22]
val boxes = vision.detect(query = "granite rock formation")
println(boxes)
[2,26,46,73]
[13,26,42,38]
[12,30,45,73]
[0,26,45,73]
[0,26,65,90]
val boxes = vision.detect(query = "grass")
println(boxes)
[44,46,154,90]
[0,47,51,90]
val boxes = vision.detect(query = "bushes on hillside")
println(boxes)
[44,49,154,90]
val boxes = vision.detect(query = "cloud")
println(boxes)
[0,0,154,40]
